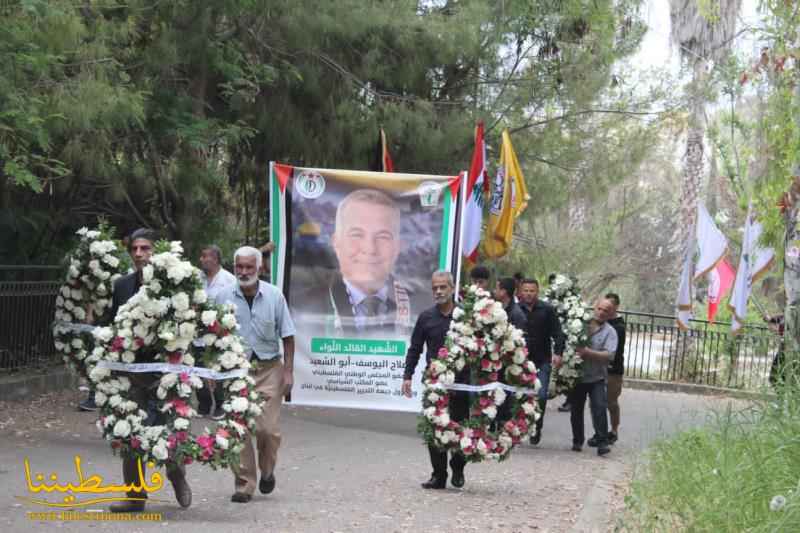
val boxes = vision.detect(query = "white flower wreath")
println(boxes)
[52,225,130,378]
[418,285,540,462]
[89,241,264,469]
[543,274,592,397]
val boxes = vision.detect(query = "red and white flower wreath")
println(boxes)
[418,285,540,462]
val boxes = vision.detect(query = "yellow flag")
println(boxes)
[483,130,530,258]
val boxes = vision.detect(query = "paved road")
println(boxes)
[0,387,740,532]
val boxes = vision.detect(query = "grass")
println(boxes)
[619,378,800,532]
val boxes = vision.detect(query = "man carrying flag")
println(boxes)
[462,122,486,263]
[483,129,529,258]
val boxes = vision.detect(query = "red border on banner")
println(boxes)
[274,163,294,193]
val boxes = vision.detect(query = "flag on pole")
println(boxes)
[675,202,728,329]
[462,122,486,262]
[483,129,529,259]
[707,258,735,323]
[729,206,775,333]
[370,128,394,172]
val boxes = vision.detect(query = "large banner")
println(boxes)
[269,163,464,411]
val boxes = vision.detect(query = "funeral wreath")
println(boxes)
[418,285,540,462]
[89,241,264,469]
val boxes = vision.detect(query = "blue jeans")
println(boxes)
[537,363,551,401]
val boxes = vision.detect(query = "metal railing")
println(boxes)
[621,310,780,390]
[0,278,62,373]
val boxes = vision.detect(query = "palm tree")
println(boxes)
[669,0,741,240]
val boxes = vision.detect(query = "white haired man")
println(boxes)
[218,246,296,503]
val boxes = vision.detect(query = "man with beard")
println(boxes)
[402,271,467,489]
[219,246,296,503]
[108,228,192,513]
[518,278,564,445]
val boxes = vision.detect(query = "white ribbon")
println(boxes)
[52,321,97,334]
[95,361,248,380]
[436,382,539,396]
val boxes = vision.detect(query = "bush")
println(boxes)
[621,378,800,532]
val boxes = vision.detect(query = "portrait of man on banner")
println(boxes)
[286,170,447,339]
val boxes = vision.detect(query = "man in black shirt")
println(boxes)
[403,270,467,490]
[495,277,527,329]
[518,278,565,445]
[603,293,625,444]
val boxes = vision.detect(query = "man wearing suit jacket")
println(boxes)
[107,228,192,513]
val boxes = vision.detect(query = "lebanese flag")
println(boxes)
[707,258,735,323]
[462,122,486,262]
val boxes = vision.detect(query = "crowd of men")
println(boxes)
[79,227,627,510]
[402,266,627,490]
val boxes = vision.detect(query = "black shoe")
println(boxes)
[421,476,446,489]
[451,469,465,488]
[608,431,618,444]
[211,406,225,420]
[259,473,276,494]
[558,403,571,412]
[571,443,582,452]
[231,492,252,503]
[530,431,541,445]
[587,436,599,447]
[109,499,146,512]
[597,445,611,456]
[79,396,98,412]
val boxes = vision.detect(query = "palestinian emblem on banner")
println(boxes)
[295,170,326,199]
[418,181,442,208]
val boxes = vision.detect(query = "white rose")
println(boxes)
[113,419,131,437]
[171,293,190,312]
[231,397,249,412]
[215,436,229,450]
[153,441,168,460]
[142,265,154,282]
[174,418,190,430]
[178,322,196,339]
[95,391,108,406]
[221,313,237,329]
[193,289,208,304]
[201,310,218,326]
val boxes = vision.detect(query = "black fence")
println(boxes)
[0,266,63,372]
[621,310,781,390]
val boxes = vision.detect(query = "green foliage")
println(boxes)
[622,381,800,531]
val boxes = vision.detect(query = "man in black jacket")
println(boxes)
[602,293,625,444]
[106,228,192,513]
[402,271,467,490]
[518,278,565,445]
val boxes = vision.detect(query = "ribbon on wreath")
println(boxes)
[95,361,249,380]
[435,381,538,396]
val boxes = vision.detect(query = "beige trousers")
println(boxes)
[234,358,284,495]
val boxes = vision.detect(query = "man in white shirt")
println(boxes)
[198,244,237,418]
[199,244,237,302]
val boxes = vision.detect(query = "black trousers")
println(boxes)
[568,380,609,447]
[121,373,186,498]
[428,390,468,480]
[197,379,224,414]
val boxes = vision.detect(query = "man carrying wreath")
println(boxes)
[402,270,468,489]
[108,228,192,513]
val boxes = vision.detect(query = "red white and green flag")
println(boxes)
[463,121,486,261]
